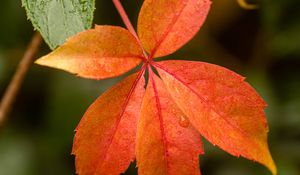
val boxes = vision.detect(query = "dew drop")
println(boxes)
[179,115,189,128]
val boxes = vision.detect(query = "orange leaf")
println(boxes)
[72,71,145,175]
[155,60,276,175]
[136,71,203,175]
[36,26,145,80]
[137,0,211,58]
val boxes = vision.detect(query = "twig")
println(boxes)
[0,32,42,126]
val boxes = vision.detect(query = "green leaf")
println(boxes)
[22,0,95,50]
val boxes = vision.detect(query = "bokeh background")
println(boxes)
[1,0,300,174]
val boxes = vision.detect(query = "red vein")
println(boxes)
[93,64,147,174]
[153,62,257,147]
[148,66,170,175]
[56,55,147,62]
[148,1,189,60]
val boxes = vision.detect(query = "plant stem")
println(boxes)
[112,0,148,59]
[112,0,139,39]
[0,32,42,126]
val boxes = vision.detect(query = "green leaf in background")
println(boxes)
[22,0,95,49]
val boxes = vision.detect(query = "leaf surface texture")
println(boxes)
[156,60,276,174]
[22,0,95,49]
[138,0,211,58]
[36,26,144,80]
[137,73,203,175]
[72,72,145,175]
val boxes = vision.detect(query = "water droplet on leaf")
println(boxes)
[179,115,189,128]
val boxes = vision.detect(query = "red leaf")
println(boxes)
[138,0,211,58]
[136,71,203,175]
[72,71,145,175]
[36,26,145,80]
[155,60,276,174]
[35,1,277,174]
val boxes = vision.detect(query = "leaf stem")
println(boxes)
[148,65,170,174]
[112,0,139,39]
[112,0,148,59]
[0,32,42,127]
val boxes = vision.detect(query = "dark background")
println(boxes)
[0,0,300,174]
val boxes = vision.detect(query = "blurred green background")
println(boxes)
[0,0,300,174]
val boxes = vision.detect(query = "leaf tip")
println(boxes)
[35,54,53,67]
[267,157,277,175]
[35,54,62,70]
[258,148,277,175]
[237,0,259,10]
[34,56,46,66]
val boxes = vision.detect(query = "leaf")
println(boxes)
[36,26,145,80]
[33,0,277,174]
[237,0,258,10]
[137,0,211,58]
[22,0,95,49]
[136,72,203,175]
[155,60,277,174]
[72,71,145,175]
